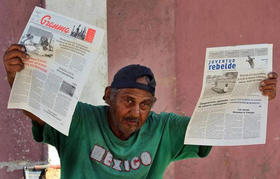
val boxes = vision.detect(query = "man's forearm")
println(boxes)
[23,110,45,126]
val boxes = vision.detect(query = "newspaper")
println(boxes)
[184,44,272,146]
[8,7,104,136]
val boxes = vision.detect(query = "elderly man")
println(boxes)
[3,44,278,178]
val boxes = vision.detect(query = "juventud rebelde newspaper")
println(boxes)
[184,44,272,146]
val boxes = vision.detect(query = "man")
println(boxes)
[3,44,278,178]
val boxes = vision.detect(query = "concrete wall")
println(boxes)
[45,0,108,106]
[0,1,47,178]
[107,0,177,113]
[107,0,280,178]
[174,0,280,178]
[45,0,108,165]
[1,0,279,178]
[107,0,177,177]
[0,0,107,177]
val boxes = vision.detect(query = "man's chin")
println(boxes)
[123,126,140,136]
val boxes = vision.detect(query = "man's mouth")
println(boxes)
[124,118,139,125]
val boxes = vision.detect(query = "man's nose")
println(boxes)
[130,104,140,118]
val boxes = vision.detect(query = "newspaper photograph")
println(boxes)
[184,44,273,146]
[8,7,104,136]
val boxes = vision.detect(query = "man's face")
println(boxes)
[108,88,155,140]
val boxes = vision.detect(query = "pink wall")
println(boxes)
[1,0,279,178]
[174,0,280,178]
[108,0,280,178]
[107,1,177,175]
[107,0,177,113]
[0,1,47,178]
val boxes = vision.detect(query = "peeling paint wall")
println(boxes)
[0,0,107,178]
[0,1,47,178]
[2,0,280,178]
[174,0,280,178]
[107,0,177,112]
[45,0,107,166]
[45,0,108,106]
[107,0,177,177]
[107,0,280,179]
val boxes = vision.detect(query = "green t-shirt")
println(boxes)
[32,102,211,179]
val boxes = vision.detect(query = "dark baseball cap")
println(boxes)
[111,64,156,96]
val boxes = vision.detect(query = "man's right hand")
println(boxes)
[3,44,45,126]
[3,44,29,87]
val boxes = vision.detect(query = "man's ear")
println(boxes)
[103,86,112,105]
[152,97,157,107]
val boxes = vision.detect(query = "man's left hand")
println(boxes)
[259,72,278,100]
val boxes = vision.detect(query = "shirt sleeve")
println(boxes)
[161,113,212,161]
[31,102,82,154]
[32,120,44,142]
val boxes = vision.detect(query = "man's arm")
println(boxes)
[3,44,45,126]
[259,72,278,100]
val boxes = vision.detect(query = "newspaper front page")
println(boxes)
[184,44,272,146]
[8,7,104,136]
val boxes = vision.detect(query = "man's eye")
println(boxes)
[126,97,134,104]
[140,101,152,109]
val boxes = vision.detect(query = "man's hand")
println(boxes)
[3,44,29,87]
[259,72,278,100]
[3,44,45,125]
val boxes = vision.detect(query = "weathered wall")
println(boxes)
[1,0,279,178]
[0,1,47,178]
[0,0,107,177]
[45,0,108,106]
[107,0,280,179]
[45,0,108,165]
[107,0,177,177]
[107,0,176,115]
[174,0,280,178]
